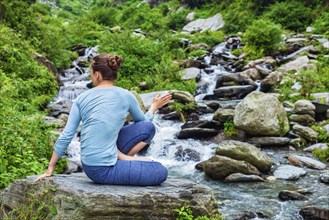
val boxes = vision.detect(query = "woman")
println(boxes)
[35,54,172,186]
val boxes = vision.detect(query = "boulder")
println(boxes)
[171,90,195,103]
[279,190,307,201]
[288,155,326,170]
[140,91,170,109]
[177,128,219,139]
[304,143,328,152]
[203,155,260,180]
[180,67,200,80]
[215,140,272,173]
[213,85,255,98]
[182,13,225,33]
[299,206,329,220]
[247,137,290,147]
[212,108,234,123]
[175,146,201,162]
[320,172,329,184]
[0,173,219,219]
[292,124,318,142]
[234,92,290,136]
[294,100,316,114]
[260,71,283,92]
[273,165,306,180]
[289,114,315,126]
[278,56,309,72]
[224,173,264,183]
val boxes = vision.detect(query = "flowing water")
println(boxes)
[52,46,329,220]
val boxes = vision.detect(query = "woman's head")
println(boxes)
[90,54,122,81]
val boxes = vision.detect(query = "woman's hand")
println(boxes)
[34,165,55,182]
[149,93,172,114]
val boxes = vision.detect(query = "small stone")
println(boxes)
[279,190,307,201]
[289,146,296,151]
[266,176,276,181]
[288,155,326,170]
[274,165,306,180]
[320,172,329,184]
[304,143,328,152]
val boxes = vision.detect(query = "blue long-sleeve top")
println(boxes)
[54,87,153,166]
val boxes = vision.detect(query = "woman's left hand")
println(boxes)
[149,93,172,114]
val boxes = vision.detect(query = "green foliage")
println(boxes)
[189,31,224,47]
[167,9,190,30]
[311,125,329,142]
[175,206,223,220]
[312,12,329,34]
[223,120,238,138]
[243,18,283,59]
[263,1,313,32]
[188,50,207,58]
[312,148,329,162]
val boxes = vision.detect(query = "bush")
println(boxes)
[312,12,329,35]
[263,1,313,32]
[243,19,283,59]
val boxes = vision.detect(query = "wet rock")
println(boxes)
[320,172,329,184]
[278,56,310,72]
[241,68,262,81]
[212,108,234,123]
[182,13,224,33]
[260,71,283,92]
[299,206,329,220]
[294,100,316,114]
[47,100,73,117]
[213,85,255,98]
[215,140,272,173]
[181,120,221,130]
[177,128,219,139]
[289,114,315,126]
[288,155,326,170]
[175,146,200,162]
[224,173,264,183]
[247,137,290,147]
[0,173,220,219]
[292,124,318,142]
[273,165,306,180]
[162,111,181,120]
[234,92,290,136]
[171,90,195,103]
[180,67,200,80]
[203,155,260,180]
[304,143,328,152]
[279,190,307,201]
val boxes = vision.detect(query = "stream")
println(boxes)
[52,44,329,220]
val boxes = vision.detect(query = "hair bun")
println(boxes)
[107,55,122,71]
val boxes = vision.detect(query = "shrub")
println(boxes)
[243,18,283,59]
[312,148,329,162]
[312,12,329,34]
[224,120,238,138]
[263,1,313,32]
[175,206,223,220]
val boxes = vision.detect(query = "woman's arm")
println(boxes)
[35,101,81,182]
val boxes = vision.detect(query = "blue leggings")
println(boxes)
[83,121,168,186]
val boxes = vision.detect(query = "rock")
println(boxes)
[294,100,316,114]
[299,206,329,220]
[323,41,329,49]
[260,71,283,92]
[181,120,221,130]
[140,91,169,109]
[182,13,224,33]
[212,108,234,123]
[279,190,307,201]
[306,26,315,32]
[110,25,121,33]
[0,173,219,219]
[234,92,290,136]
[185,12,196,22]
[241,68,262,81]
[266,176,276,181]
[162,111,181,120]
[215,140,272,173]
[255,64,272,76]
[188,43,211,52]
[304,143,328,152]
[42,116,65,128]
[278,56,310,72]
[324,124,329,136]
[247,137,290,147]
[286,38,308,43]
[131,91,146,113]
[177,128,219,139]
[311,101,329,120]
[171,90,195,103]
[224,173,264,183]
[175,146,200,162]
[213,85,255,98]
[320,172,329,184]
[180,67,201,80]
[203,155,260,180]
[292,124,318,142]
[289,114,315,126]
[273,165,306,180]
[288,155,326,170]
[34,52,61,85]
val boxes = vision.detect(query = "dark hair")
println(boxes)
[91,54,122,80]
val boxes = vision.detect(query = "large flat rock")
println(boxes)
[0,173,219,219]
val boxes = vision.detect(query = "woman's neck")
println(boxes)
[95,80,115,88]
